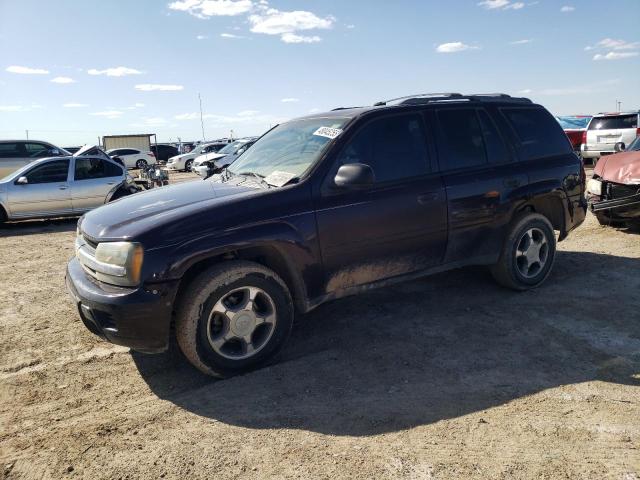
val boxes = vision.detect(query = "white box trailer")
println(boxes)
[102,134,156,152]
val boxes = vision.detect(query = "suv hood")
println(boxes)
[80,179,259,241]
[594,151,640,184]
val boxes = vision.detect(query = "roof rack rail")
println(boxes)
[375,93,532,107]
[331,106,363,111]
[374,93,463,106]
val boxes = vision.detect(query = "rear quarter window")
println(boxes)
[501,107,572,161]
[588,114,638,130]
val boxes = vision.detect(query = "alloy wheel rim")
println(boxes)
[515,227,549,279]
[206,286,277,360]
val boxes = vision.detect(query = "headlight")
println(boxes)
[587,178,602,196]
[94,242,144,286]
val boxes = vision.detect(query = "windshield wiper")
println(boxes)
[238,171,271,189]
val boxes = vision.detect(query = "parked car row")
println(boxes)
[557,111,640,164]
[66,92,588,378]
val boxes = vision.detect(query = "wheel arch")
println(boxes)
[516,193,567,239]
[172,244,309,320]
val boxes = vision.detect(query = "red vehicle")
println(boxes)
[557,116,592,156]
[587,137,640,226]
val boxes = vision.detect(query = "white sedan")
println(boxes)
[106,148,157,169]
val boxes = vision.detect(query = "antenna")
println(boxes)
[198,93,206,141]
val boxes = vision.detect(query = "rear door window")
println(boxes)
[436,109,487,170]
[75,158,123,180]
[478,110,510,164]
[0,142,24,158]
[588,115,638,130]
[501,107,572,160]
[335,113,430,183]
[25,160,70,183]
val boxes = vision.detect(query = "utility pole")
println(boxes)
[25,129,29,140]
[616,100,622,112]
[198,93,206,142]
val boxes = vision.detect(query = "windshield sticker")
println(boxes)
[265,170,298,187]
[313,126,343,139]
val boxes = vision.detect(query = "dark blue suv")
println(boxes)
[66,93,586,377]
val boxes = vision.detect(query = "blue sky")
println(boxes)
[1,0,639,146]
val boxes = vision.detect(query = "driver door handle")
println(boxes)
[58,185,68,190]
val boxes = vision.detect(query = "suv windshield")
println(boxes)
[589,114,638,130]
[557,116,590,129]
[228,118,349,181]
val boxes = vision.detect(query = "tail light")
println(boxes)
[581,130,587,145]
[636,127,640,137]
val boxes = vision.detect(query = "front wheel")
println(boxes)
[490,213,556,291]
[184,159,193,172]
[175,261,294,378]
[136,159,148,169]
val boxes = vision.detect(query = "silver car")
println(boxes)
[0,140,70,178]
[581,111,639,163]
[0,149,131,222]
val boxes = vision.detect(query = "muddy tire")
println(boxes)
[175,261,294,378]
[491,213,556,291]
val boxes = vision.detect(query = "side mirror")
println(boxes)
[50,148,60,156]
[614,142,626,152]
[334,163,375,189]
[16,176,28,185]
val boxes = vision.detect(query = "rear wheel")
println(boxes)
[0,206,6,224]
[175,261,294,378]
[136,159,148,169]
[184,159,193,172]
[491,213,556,291]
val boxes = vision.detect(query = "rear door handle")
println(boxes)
[107,182,116,185]
[59,185,68,190]
[417,192,440,204]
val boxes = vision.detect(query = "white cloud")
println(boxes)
[478,0,525,10]
[237,110,260,116]
[90,110,123,119]
[436,42,480,53]
[281,33,321,43]
[346,24,355,29]
[6,65,49,75]
[174,110,285,127]
[248,8,334,43]
[87,66,143,77]
[63,103,89,108]
[0,104,43,112]
[517,89,532,94]
[586,38,640,61]
[220,32,244,39]
[511,39,532,45]
[51,76,76,84]
[135,84,184,91]
[560,5,575,12]
[168,0,253,18]
[196,34,209,40]
[281,98,300,103]
[593,51,639,61]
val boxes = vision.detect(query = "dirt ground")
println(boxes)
[1,169,639,479]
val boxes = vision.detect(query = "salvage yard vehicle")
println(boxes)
[0,147,136,222]
[587,136,640,226]
[581,111,640,164]
[106,148,157,170]
[191,138,257,173]
[0,140,71,178]
[556,115,591,157]
[67,93,586,378]
[166,142,229,172]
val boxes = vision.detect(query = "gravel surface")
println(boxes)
[1,170,639,479]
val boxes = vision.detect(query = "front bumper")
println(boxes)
[65,257,178,353]
[588,192,640,218]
